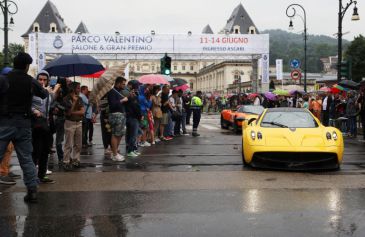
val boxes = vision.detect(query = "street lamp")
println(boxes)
[286,4,307,92]
[337,0,360,82]
[0,0,18,66]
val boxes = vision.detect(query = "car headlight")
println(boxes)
[257,132,263,140]
[250,131,256,140]
[332,132,338,141]
[326,132,332,140]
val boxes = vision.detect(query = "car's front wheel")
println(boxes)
[233,119,240,134]
[242,138,249,167]
[220,115,228,129]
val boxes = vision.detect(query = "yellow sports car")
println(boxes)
[240,108,344,170]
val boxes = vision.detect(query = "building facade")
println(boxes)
[23,1,261,93]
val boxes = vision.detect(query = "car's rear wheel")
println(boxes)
[220,115,228,129]
[242,138,249,167]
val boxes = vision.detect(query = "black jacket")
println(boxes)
[0,69,48,127]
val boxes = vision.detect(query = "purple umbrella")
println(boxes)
[264,92,277,101]
[289,89,306,95]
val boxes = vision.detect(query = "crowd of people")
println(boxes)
[0,53,204,203]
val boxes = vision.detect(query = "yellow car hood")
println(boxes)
[258,128,338,147]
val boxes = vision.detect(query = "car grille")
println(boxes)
[251,152,339,170]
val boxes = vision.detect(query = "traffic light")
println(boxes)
[339,60,352,80]
[160,53,172,75]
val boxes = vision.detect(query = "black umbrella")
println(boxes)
[171,78,188,87]
[43,54,104,77]
[338,79,360,89]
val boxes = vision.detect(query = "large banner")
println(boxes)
[34,33,269,55]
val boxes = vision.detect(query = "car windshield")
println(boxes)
[238,106,264,115]
[260,111,318,128]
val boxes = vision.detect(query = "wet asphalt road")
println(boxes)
[1,113,365,237]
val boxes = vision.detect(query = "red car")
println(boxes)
[220,105,264,133]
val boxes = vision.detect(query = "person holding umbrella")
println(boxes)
[62,82,85,171]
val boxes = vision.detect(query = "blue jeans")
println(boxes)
[181,111,187,133]
[126,117,139,153]
[0,126,39,189]
[164,111,173,137]
[347,116,357,136]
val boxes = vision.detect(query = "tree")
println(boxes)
[345,35,365,82]
[0,43,25,69]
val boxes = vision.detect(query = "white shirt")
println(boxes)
[322,97,328,111]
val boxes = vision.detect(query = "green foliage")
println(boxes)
[262,29,349,73]
[345,35,365,82]
[0,43,25,69]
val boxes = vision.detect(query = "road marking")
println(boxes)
[201,124,220,130]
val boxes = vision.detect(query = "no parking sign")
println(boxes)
[291,69,302,80]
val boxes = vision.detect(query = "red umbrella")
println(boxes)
[248,93,259,99]
[138,74,169,85]
[173,84,190,92]
[80,70,106,78]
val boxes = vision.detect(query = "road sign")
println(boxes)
[290,59,301,69]
[291,69,302,80]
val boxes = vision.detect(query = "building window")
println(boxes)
[33,22,40,32]
[50,23,57,33]
[137,65,140,71]
[190,65,194,71]
[174,65,177,71]
[235,29,239,34]
[182,65,186,71]
[249,26,256,34]
[152,66,155,71]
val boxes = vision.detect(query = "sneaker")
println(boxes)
[182,131,189,135]
[112,153,125,162]
[62,162,73,171]
[140,142,151,147]
[155,138,161,142]
[104,148,112,155]
[127,151,139,157]
[0,175,16,185]
[88,141,94,147]
[40,176,56,184]
[72,160,81,168]
[151,141,156,145]
[192,132,200,137]
[165,136,173,140]
[134,151,141,156]
[46,170,52,175]
[24,189,37,203]
[8,172,21,179]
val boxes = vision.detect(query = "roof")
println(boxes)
[22,0,69,37]
[75,21,89,33]
[202,24,214,34]
[223,3,259,34]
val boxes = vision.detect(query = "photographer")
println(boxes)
[52,77,70,164]
[62,82,85,171]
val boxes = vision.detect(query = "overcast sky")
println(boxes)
[5,0,365,46]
